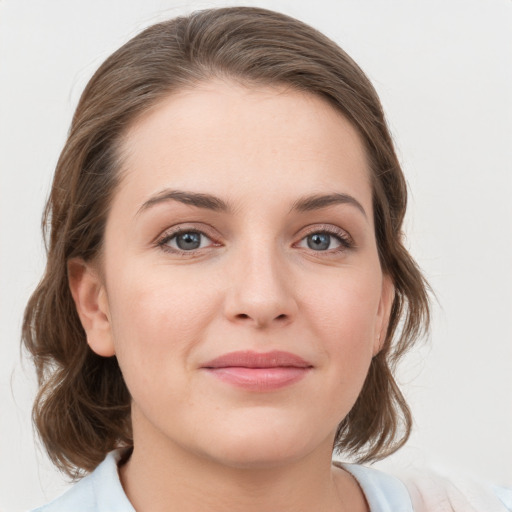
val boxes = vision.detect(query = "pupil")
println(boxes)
[307,233,330,251]
[177,232,201,250]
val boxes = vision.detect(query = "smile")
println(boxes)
[201,350,313,391]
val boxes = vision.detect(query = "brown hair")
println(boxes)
[22,6,430,478]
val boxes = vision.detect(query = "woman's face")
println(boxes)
[75,80,393,467]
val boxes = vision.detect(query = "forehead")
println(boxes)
[116,80,372,216]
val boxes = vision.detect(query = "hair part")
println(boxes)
[22,6,430,477]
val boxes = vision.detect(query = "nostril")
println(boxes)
[234,313,288,323]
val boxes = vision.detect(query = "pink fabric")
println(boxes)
[403,471,511,512]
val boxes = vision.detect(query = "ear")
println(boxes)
[68,258,115,357]
[373,274,395,356]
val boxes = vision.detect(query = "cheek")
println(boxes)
[307,270,381,338]
[304,269,382,377]
[105,265,221,381]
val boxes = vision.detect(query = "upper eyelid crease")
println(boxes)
[300,223,353,241]
[157,226,215,244]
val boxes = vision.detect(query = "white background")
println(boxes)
[1,1,511,510]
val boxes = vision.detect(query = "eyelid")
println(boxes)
[294,224,354,250]
[153,222,354,255]
[155,223,222,254]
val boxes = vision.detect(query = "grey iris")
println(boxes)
[177,232,201,250]
[307,233,330,250]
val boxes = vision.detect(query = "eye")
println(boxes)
[296,229,352,252]
[158,229,215,252]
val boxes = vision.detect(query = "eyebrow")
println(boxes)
[137,189,367,219]
[137,190,231,216]
[290,193,367,218]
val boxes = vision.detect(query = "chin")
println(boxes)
[197,420,328,470]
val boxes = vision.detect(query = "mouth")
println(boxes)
[201,350,313,391]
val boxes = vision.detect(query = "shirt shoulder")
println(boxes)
[341,463,414,512]
[493,486,512,511]
[402,470,512,512]
[30,454,512,512]
[339,463,512,512]
[30,450,134,512]
[30,475,96,512]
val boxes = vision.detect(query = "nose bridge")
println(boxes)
[224,233,297,327]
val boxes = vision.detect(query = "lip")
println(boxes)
[201,350,313,391]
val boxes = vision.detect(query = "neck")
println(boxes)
[119,426,366,512]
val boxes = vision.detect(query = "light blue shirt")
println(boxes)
[31,449,511,512]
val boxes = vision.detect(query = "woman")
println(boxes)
[22,6,510,512]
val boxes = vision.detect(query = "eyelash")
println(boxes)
[156,227,220,256]
[156,224,354,256]
[297,225,354,253]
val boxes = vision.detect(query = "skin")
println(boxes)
[69,80,394,512]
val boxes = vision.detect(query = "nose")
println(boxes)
[223,243,298,329]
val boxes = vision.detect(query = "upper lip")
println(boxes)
[202,350,312,369]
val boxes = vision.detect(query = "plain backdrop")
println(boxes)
[1,1,511,510]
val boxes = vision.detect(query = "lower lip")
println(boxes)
[204,367,310,391]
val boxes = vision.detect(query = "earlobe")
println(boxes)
[373,274,395,356]
[67,258,116,357]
